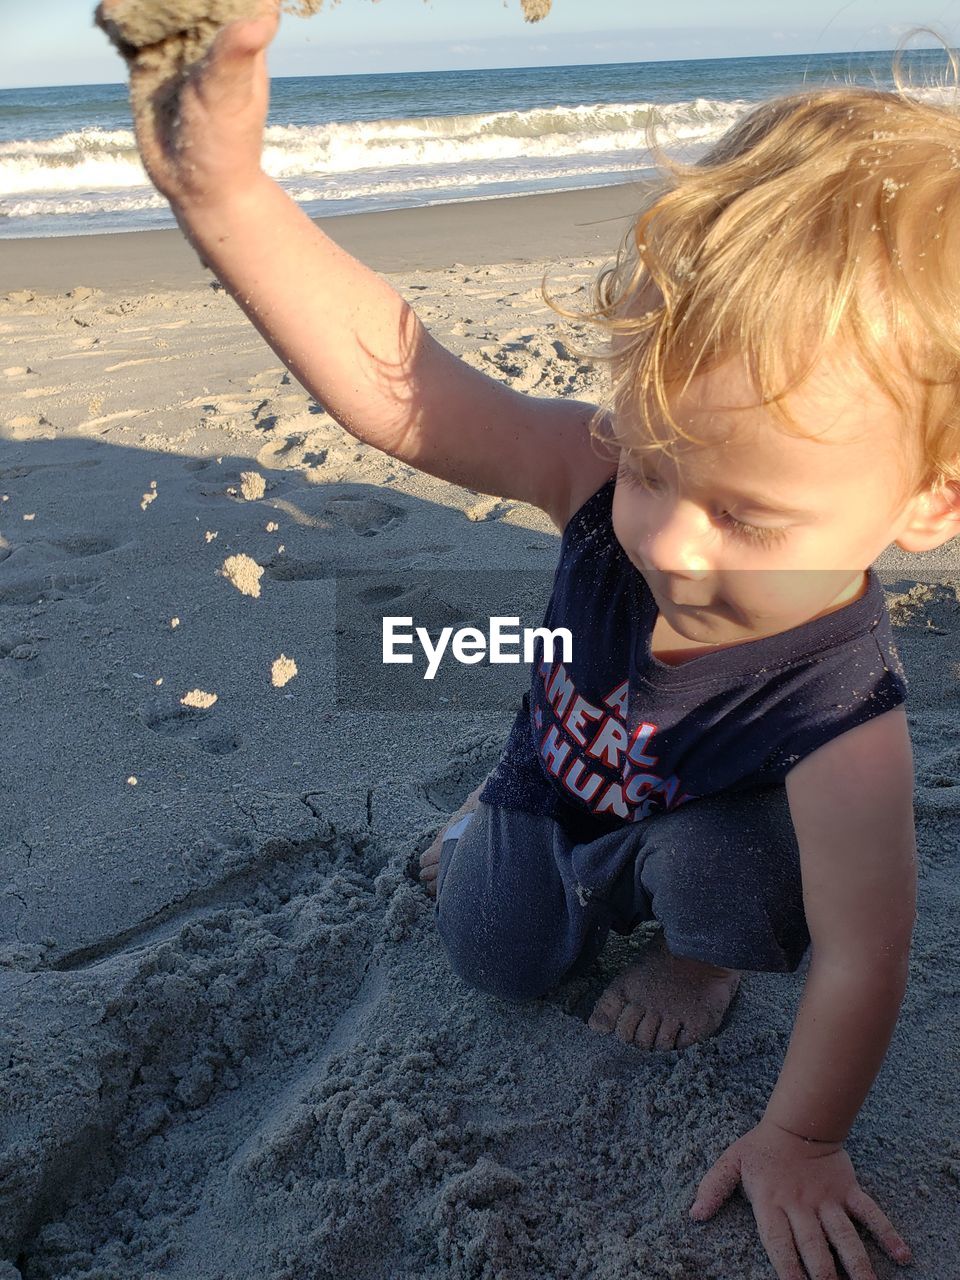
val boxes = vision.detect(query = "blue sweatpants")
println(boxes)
[435,787,810,1002]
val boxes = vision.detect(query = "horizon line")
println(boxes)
[1,43,952,94]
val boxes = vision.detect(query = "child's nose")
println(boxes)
[638,499,712,576]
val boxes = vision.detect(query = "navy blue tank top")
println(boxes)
[479,478,908,841]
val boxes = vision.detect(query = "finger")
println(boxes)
[819,1205,879,1280]
[754,1207,807,1280]
[185,11,278,119]
[844,1189,912,1264]
[787,1210,841,1280]
[690,1147,741,1220]
[213,0,282,61]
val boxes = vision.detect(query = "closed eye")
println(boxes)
[617,459,791,548]
[719,513,790,546]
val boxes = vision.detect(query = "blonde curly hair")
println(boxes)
[577,43,960,498]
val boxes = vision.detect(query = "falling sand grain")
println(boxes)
[239,471,266,501]
[220,553,264,598]
[520,0,552,20]
[96,1,550,122]
[271,654,298,688]
[180,689,218,709]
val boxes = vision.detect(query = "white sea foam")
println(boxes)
[0,98,748,208]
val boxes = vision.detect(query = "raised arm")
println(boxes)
[99,0,614,529]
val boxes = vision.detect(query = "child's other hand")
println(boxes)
[96,0,280,212]
[689,1119,912,1280]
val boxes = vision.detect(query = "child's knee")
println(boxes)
[433,800,598,1000]
[435,898,556,1001]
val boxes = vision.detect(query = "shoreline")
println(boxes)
[0,182,647,293]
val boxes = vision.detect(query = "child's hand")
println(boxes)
[96,0,280,212]
[689,1119,912,1280]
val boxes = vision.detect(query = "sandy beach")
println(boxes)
[1,187,958,1279]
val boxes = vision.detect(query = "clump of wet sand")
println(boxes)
[220,553,264,598]
[180,688,218,709]
[271,653,297,687]
[239,470,266,501]
[95,0,258,98]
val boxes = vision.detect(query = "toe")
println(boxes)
[653,1016,682,1052]
[675,1024,696,1051]
[631,1009,663,1051]
[677,1017,712,1048]
[588,990,623,1033]
[614,1001,645,1045]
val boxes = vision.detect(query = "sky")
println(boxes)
[0,0,953,90]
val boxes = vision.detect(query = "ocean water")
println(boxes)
[0,48,950,240]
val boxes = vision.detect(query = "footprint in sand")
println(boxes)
[0,459,100,483]
[263,555,334,583]
[321,495,406,536]
[189,467,276,501]
[0,533,109,606]
[0,574,101,607]
[0,533,117,562]
[264,492,407,537]
[0,631,43,661]
[140,694,241,755]
[352,579,472,631]
[197,727,242,756]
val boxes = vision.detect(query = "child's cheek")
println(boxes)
[611,482,644,563]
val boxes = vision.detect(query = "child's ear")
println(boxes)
[894,479,960,553]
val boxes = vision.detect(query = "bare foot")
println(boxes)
[588,930,741,1051]
[418,781,485,899]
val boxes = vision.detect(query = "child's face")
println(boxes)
[612,351,922,644]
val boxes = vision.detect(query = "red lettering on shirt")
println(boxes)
[534,666,687,822]
[563,694,604,746]
[586,714,630,768]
